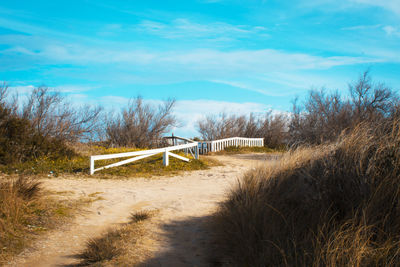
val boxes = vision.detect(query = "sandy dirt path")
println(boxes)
[7,154,276,267]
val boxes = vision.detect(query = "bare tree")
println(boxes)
[257,111,288,148]
[0,82,7,104]
[288,71,398,145]
[350,70,397,122]
[106,97,177,148]
[196,111,288,148]
[197,113,249,140]
[22,87,103,142]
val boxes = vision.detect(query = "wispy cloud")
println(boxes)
[382,25,400,37]
[54,85,97,93]
[136,18,268,39]
[8,85,35,95]
[350,0,400,15]
[2,39,380,71]
[93,96,271,136]
[1,0,399,118]
[341,24,382,31]
[299,0,400,15]
[174,99,270,136]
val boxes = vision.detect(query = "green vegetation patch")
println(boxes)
[94,152,219,177]
[0,146,219,177]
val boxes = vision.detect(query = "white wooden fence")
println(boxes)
[90,142,199,175]
[90,136,264,175]
[198,137,264,154]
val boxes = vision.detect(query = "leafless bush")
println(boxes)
[22,87,103,142]
[289,90,353,145]
[196,112,288,148]
[106,97,177,148]
[197,113,247,140]
[256,112,288,148]
[0,85,102,163]
[288,71,398,145]
[0,83,17,114]
[350,70,398,122]
[0,82,7,104]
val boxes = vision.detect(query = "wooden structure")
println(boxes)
[90,136,264,175]
[90,141,198,175]
[197,137,264,154]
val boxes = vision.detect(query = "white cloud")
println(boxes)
[351,0,400,15]
[382,25,400,37]
[99,95,130,106]
[300,0,400,15]
[3,44,381,98]
[341,24,382,31]
[211,79,277,96]
[158,49,379,73]
[173,99,271,137]
[85,95,272,137]
[8,85,35,94]
[383,25,396,35]
[5,41,379,73]
[136,18,268,40]
[8,84,95,94]
[54,85,97,93]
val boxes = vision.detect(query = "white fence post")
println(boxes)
[91,136,266,174]
[191,137,265,155]
[90,140,198,175]
[90,156,94,175]
[163,149,169,166]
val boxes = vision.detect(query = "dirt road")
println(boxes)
[8,154,275,267]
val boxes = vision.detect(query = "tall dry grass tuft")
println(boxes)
[212,118,400,266]
[78,229,122,265]
[0,176,42,261]
[0,176,77,263]
[77,210,154,266]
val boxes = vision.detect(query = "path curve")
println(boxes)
[7,154,276,267]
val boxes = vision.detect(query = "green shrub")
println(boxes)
[0,105,74,165]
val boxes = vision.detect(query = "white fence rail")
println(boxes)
[90,136,264,174]
[90,142,199,175]
[198,137,264,154]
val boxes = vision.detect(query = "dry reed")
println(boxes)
[212,118,400,266]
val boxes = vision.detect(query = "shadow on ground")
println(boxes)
[137,216,220,267]
[61,216,221,267]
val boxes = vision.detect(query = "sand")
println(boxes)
[7,154,275,267]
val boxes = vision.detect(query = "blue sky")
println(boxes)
[1,0,400,136]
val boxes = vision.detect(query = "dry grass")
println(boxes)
[94,153,220,177]
[0,175,80,263]
[130,210,151,223]
[210,145,283,155]
[77,210,155,266]
[0,146,220,177]
[212,118,400,266]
